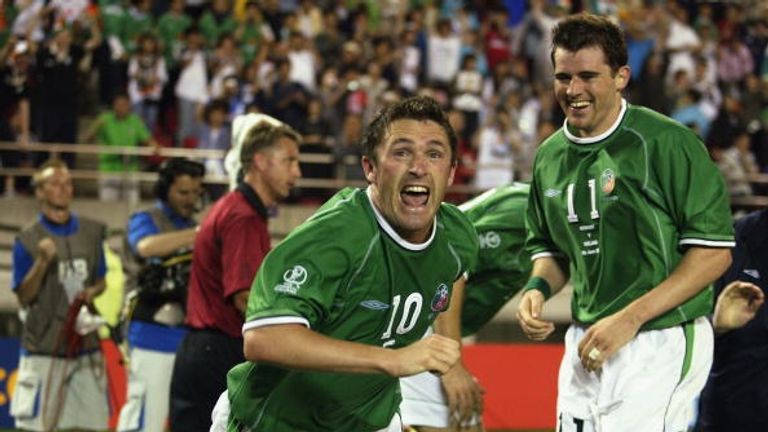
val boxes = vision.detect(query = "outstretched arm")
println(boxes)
[243,324,460,377]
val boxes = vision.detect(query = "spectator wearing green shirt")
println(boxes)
[233,0,273,66]
[83,93,159,203]
[198,0,237,49]
[157,0,192,71]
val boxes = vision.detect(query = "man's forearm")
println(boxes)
[135,228,196,258]
[243,324,398,375]
[433,276,466,342]
[623,247,732,326]
[529,256,570,297]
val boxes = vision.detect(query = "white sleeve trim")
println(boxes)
[679,239,736,248]
[531,251,556,261]
[242,316,310,334]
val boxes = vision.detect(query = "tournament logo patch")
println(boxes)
[430,283,450,312]
[274,265,308,295]
[600,169,616,194]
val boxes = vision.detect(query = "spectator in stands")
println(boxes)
[174,25,208,146]
[169,115,301,432]
[199,0,237,49]
[128,32,168,132]
[0,36,33,196]
[82,93,159,203]
[234,0,274,66]
[427,17,461,89]
[157,0,192,73]
[35,27,98,167]
[267,57,309,129]
[123,0,154,55]
[118,158,204,432]
[696,207,768,432]
[195,99,231,178]
[10,159,109,431]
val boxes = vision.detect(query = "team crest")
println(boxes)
[600,169,616,194]
[274,265,308,295]
[430,283,450,312]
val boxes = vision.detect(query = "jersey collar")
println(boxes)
[365,186,436,251]
[563,98,627,144]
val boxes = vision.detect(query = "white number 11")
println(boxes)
[566,179,600,223]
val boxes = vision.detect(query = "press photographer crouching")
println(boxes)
[117,158,205,432]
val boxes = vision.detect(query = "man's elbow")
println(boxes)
[242,329,270,362]
[714,248,733,277]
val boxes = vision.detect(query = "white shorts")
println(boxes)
[557,316,713,432]
[400,370,481,428]
[210,390,403,432]
[11,352,109,432]
[117,347,177,432]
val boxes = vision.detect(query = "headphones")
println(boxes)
[154,158,206,201]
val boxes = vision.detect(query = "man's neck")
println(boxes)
[244,175,275,208]
[42,206,71,225]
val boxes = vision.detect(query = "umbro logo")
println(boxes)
[360,300,390,310]
[743,269,761,279]
[545,188,561,198]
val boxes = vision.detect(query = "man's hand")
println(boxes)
[517,290,554,341]
[37,237,57,264]
[440,361,485,426]
[713,281,764,334]
[387,334,460,377]
[577,309,642,372]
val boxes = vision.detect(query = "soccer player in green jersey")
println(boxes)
[211,96,479,431]
[401,183,531,431]
[516,14,735,432]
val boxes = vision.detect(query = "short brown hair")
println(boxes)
[32,159,69,189]
[239,123,302,172]
[550,13,628,75]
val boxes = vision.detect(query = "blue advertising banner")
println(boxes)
[0,337,20,428]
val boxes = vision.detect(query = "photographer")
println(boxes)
[117,158,204,432]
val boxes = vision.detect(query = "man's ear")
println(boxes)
[252,151,267,172]
[615,65,631,91]
[362,156,376,184]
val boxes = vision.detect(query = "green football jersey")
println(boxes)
[526,101,735,330]
[227,187,478,431]
[458,183,532,336]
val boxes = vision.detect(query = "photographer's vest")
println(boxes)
[124,206,193,326]
[17,217,105,356]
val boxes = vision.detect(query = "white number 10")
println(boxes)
[566,179,600,223]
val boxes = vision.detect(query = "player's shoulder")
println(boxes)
[624,104,701,148]
[288,188,377,245]
[536,127,568,155]
[461,183,530,231]
[438,202,479,252]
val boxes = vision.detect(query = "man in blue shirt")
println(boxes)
[10,159,109,431]
[117,158,204,432]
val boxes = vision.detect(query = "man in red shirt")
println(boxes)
[169,116,302,432]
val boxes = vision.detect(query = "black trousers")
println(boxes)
[169,328,244,432]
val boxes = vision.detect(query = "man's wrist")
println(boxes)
[523,276,552,300]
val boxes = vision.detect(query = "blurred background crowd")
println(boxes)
[0,0,767,203]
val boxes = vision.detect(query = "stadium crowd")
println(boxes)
[0,0,767,201]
